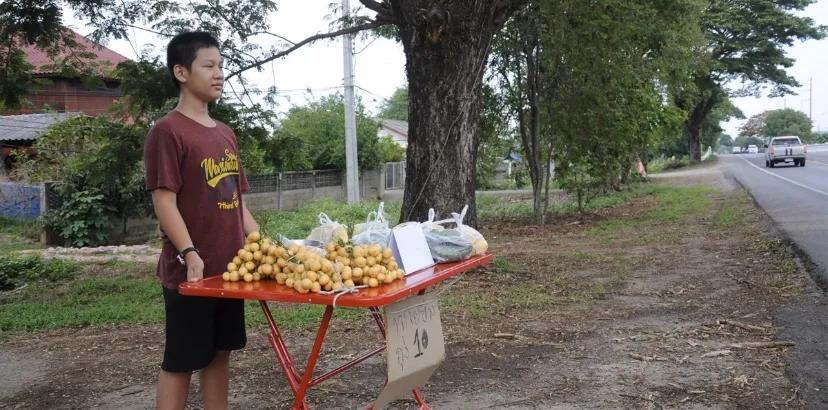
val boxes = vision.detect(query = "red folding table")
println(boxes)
[179,253,493,410]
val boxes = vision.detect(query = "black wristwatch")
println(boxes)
[177,246,199,265]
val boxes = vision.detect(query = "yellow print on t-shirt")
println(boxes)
[201,149,239,188]
[201,149,241,210]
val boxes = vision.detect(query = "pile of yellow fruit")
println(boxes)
[221,231,405,294]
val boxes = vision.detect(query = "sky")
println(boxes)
[64,0,827,132]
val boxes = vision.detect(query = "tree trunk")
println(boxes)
[682,79,719,162]
[686,116,702,162]
[393,1,519,227]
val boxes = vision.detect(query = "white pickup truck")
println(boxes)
[765,136,806,167]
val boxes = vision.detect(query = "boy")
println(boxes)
[143,31,259,410]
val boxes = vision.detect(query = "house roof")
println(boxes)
[378,118,408,137]
[0,113,80,141]
[23,30,129,77]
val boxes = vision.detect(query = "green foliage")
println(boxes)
[112,56,178,121]
[45,190,113,247]
[719,134,734,147]
[377,136,405,163]
[701,97,743,151]
[488,0,705,215]
[764,109,813,141]
[739,108,813,142]
[260,199,402,239]
[555,162,605,213]
[477,84,514,190]
[0,255,80,291]
[812,132,828,143]
[0,46,33,108]
[270,94,383,171]
[377,86,408,121]
[209,102,275,175]
[13,115,151,243]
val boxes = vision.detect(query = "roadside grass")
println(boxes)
[585,185,715,242]
[257,199,402,239]
[0,266,362,334]
[0,217,42,255]
[1,181,719,335]
[714,195,747,229]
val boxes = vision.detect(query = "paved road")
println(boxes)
[721,145,828,286]
[721,145,828,409]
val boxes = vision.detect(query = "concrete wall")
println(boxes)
[243,169,385,212]
[244,186,344,212]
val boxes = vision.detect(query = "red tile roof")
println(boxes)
[23,29,130,76]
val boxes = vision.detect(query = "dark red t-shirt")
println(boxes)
[144,110,250,289]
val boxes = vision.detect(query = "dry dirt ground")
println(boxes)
[2,161,826,409]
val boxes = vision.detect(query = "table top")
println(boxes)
[178,253,493,308]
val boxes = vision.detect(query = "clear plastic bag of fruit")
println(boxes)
[451,205,488,256]
[352,202,391,247]
[307,213,349,245]
[424,225,473,262]
[420,208,448,233]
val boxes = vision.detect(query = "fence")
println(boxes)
[247,169,342,194]
[385,161,405,190]
[241,168,385,212]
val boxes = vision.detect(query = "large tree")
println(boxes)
[272,94,383,171]
[677,0,824,161]
[360,1,526,225]
[764,108,813,141]
[739,108,814,142]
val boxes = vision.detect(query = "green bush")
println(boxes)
[0,255,80,290]
[45,190,113,247]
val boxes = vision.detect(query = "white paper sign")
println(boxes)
[374,293,445,409]
[388,223,434,275]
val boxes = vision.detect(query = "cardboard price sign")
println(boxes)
[373,293,445,409]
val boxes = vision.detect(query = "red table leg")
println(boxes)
[259,303,432,409]
[291,305,334,409]
[260,301,302,393]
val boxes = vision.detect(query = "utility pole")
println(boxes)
[809,77,812,120]
[342,0,359,203]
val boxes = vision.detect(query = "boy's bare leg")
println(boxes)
[157,370,192,410]
[200,350,231,410]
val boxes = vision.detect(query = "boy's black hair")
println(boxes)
[166,31,221,90]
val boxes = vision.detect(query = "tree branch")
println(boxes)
[358,0,389,16]
[226,21,386,80]
[126,24,171,37]
[250,31,296,45]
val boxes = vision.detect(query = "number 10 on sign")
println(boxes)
[374,294,446,408]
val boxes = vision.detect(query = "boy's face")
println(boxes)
[174,46,224,102]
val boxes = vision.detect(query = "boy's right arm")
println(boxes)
[152,188,205,282]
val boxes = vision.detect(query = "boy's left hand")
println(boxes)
[185,252,205,282]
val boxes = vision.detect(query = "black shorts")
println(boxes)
[161,286,247,373]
